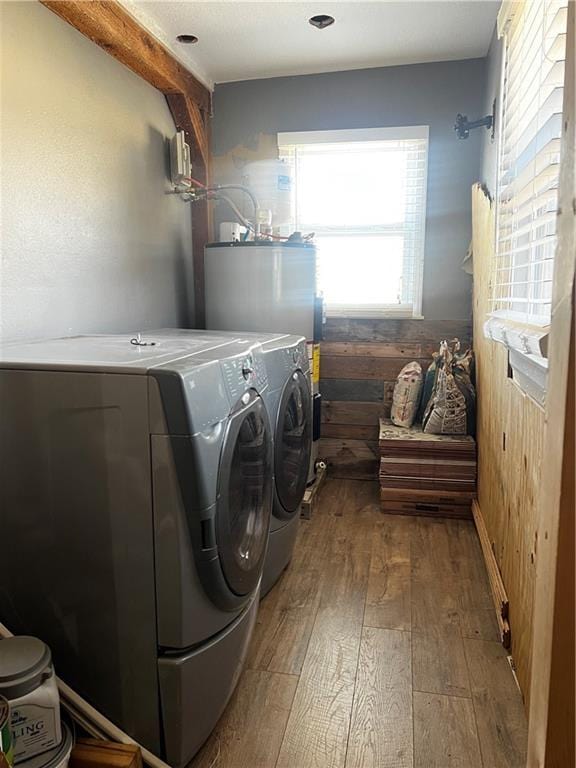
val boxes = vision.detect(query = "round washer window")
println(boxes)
[217,398,272,595]
[275,371,311,514]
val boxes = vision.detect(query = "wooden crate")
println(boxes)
[70,740,142,768]
[379,487,473,519]
[379,418,477,460]
[380,457,477,481]
[378,418,477,518]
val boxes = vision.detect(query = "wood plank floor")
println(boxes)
[190,479,527,768]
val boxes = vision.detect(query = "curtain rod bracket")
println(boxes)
[454,102,496,140]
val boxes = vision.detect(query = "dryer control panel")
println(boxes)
[274,342,309,379]
[221,352,268,402]
[283,342,309,375]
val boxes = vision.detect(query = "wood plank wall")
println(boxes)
[471,184,543,707]
[319,318,473,480]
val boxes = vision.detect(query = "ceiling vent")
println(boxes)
[309,14,335,29]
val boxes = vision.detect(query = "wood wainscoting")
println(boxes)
[319,318,472,480]
[471,184,544,709]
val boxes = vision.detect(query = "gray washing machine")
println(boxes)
[0,333,273,767]
[151,330,311,596]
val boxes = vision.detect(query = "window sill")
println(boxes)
[324,308,423,320]
[483,315,549,405]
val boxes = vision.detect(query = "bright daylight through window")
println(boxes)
[279,127,429,318]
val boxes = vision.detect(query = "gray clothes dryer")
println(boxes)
[152,330,311,596]
[0,333,273,767]
[258,335,311,594]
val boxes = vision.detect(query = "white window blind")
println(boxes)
[494,0,568,326]
[278,127,428,318]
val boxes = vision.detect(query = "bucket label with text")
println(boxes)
[10,705,58,762]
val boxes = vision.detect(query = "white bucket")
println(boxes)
[17,722,73,768]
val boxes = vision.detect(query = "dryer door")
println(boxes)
[275,370,312,518]
[216,391,272,597]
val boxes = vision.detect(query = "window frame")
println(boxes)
[278,126,429,320]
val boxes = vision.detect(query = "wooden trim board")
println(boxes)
[321,400,383,440]
[322,318,472,344]
[322,423,379,440]
[322,400,384,426]
[321,341,426,358]
[319,380,394,408]
[472,500,511,649]
[321,355,432,380]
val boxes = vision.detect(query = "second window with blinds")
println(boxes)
[494,0,568,326]
[278,127,429,318]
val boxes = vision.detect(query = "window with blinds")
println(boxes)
[278,127,429,318]
[494,0,568,326]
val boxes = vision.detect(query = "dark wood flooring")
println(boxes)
[190,479,528,768]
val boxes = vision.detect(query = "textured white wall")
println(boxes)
[0,1,194,341]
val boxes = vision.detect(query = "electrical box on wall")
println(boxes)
[170,130,192,190]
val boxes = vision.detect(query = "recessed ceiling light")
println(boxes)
[309,14,335,29]
[176,34,198,44]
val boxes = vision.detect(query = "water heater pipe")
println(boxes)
[209,184,261,236]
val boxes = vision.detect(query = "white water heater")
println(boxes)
[204,241,322,482]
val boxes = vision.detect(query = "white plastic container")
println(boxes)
[18,721,73,768]
[243,159,292,229]
[0,638,62,763]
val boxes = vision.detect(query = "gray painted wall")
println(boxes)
[213,58,487,320]
[0,2,194,342]
[480,28,503,197]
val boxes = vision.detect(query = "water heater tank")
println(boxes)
[243,159,292,229]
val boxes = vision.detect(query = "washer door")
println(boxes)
[216,392,272,597]
[275,370,312,518]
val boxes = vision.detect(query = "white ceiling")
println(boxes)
[121,1,499,89]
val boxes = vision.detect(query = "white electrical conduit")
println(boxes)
[0,622,172,768]
[209,193,256,235]
[203,184,261,237]
[208,185,259,218]
[178,182,263,237]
